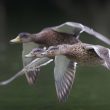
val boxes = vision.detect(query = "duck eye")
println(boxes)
[22,34,29,38]
[19,33,29,38]
[34,48,43,52]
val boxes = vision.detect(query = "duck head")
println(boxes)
[41,46,61,58]
[10,32,32,43]
[25,47,46,58]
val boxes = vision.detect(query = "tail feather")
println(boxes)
[102,59,110,70]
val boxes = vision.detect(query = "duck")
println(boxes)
[10,22,110,45]
[10,22,110,85]
[38,42,110,68]
[25,42,110,102]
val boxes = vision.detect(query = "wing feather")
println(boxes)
[54,55,77,102]
[22,42,40,85]
[52,22,110,45]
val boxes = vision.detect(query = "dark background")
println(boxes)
[0,0,110,110]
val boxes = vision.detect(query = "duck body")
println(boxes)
[35,28,80,46]
[61,43,103,65]
[31,42,110,69]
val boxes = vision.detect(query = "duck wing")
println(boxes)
[52,22,110,45]
[54,55,77,102]
[84,44,110,70]
[22,42,39,85]
[23,43,51,85]
[0,58,53,85]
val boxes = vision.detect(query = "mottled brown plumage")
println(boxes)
[32,29,79,46]
[61,43,103,65]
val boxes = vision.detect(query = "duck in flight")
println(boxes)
[10,22,110,85]
[1,42,110,102]
[25,42,110,102]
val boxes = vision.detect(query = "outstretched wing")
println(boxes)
[52,22,110,45]
[22,42,39,85]
[84,44,110,70]
[52,22,83,36]
[83,26,110,45]
[0,70,24,85]
[0,58,53,86]
[54,55,77,102]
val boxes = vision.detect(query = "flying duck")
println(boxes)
[25,42,110,102]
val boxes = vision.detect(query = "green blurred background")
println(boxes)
[0,0,110,110]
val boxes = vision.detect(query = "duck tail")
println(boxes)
[102,59,110,70]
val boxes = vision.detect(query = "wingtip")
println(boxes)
[25,68,40,85]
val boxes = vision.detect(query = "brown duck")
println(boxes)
[11,22,110,46]
[25,42,110,102]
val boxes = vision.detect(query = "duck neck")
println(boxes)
[59,45,71,55]
[31,33,45,45]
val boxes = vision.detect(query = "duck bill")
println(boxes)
[10,36,21,43]
[25,53,35,58]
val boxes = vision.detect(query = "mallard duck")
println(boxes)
[38,42,110,68]
[10,22,110,85]
[25,42,110,102]
[10,22,110,45]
